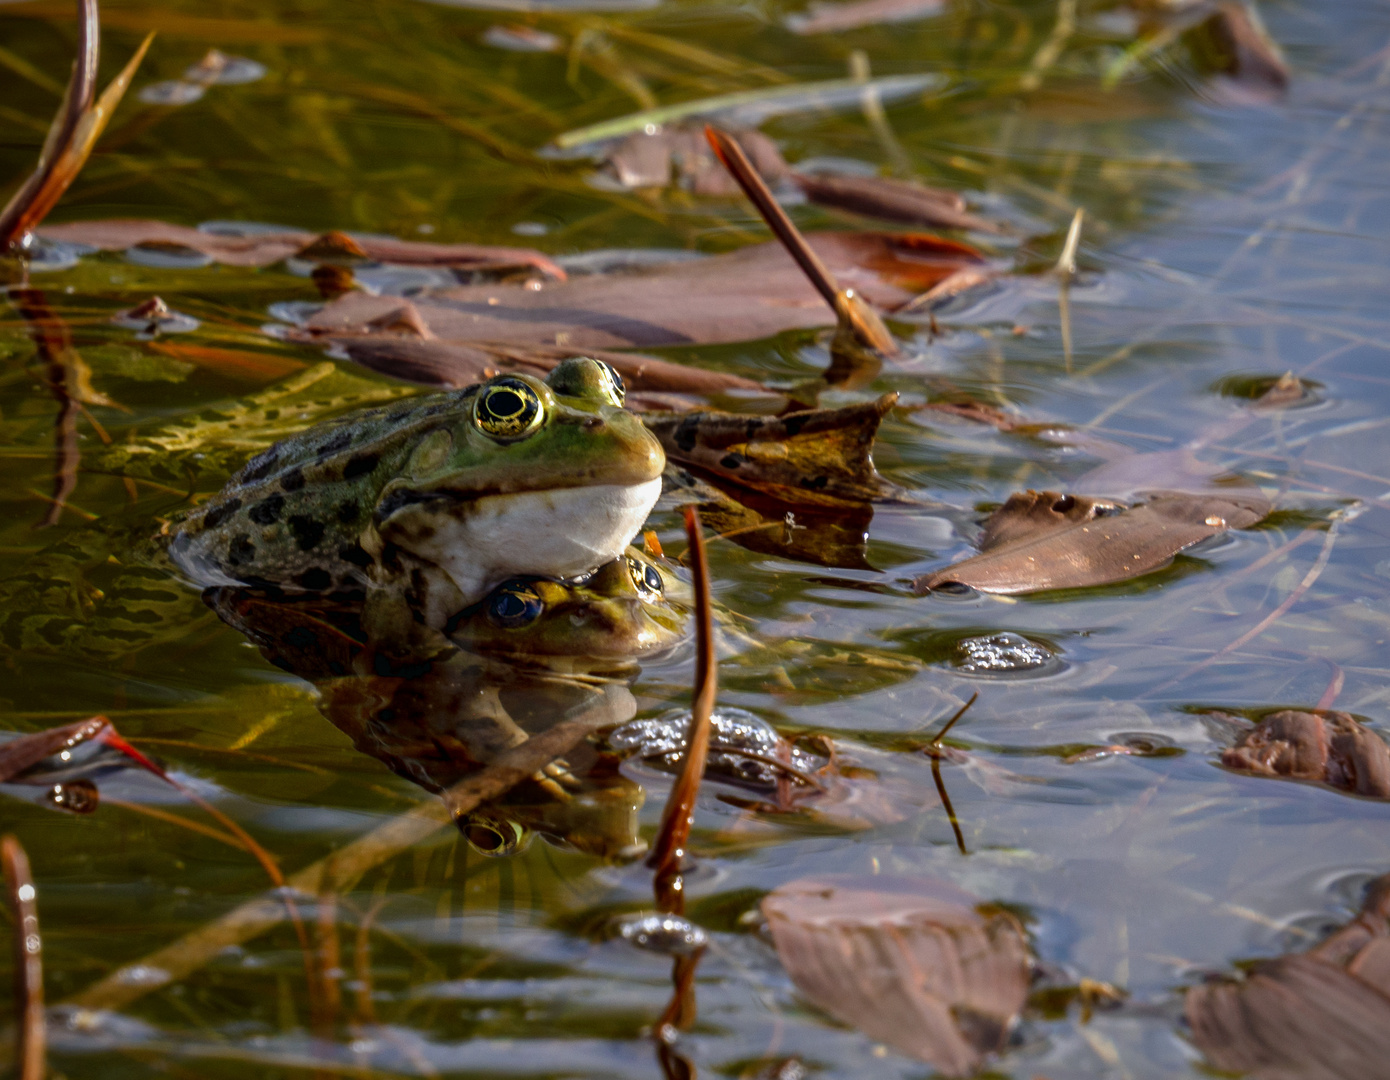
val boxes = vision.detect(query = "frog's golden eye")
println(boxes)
[474,378,542,440]
[460,816,526,856]
[487,582,544,628]
[628,557,663,600]
[545,356,625,407]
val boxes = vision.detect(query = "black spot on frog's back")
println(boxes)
[280,467,306,492]
[288,515,326,552]
[202,498,241,530]
[227,534,256,566]
[336,500,361,525]
[315,429,355,461]
[342,453,378,480]
[241,449,279,483]
[248,493,285,525]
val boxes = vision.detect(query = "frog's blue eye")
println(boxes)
[628,557,663,599]
[475,378,542,440]
[488,583,544,628]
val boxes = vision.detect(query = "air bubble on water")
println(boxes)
[139,81,206,106]
[124,243,213,270]
[609,707,822,787]
[954,632,1053,674]
[616,912,708,955]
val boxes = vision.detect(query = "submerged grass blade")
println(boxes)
[554,74,942,150]
[65,686,627,1012]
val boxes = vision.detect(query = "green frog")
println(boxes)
[0,358,665,660]
[168,358,665,641]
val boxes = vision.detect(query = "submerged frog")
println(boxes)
[207,545,690,860]
[168,357,665,641]
[210,545,689,678]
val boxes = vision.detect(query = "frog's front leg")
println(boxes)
[359,556,461,668]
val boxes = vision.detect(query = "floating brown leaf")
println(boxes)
[762,875,1030,1077]
[792,173,1000,233]
[1221,710,1390,798]
[330,337,763,400]
[914,488,1270,595]
[1187,871,1390,1080]
[36,219,566,278]
[644,393,899,507]
[293,232,978,351]
[788,0,944,34]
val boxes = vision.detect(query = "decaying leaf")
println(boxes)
[668,467,878,568]
[35,219,566,278]
[1184,1,1288,104]
[762,875,1030,1077]
[792,172,1000,233]
[1187,871,1390,1080]
[603,125,789,195]
[644,394,899,507]
[787,0,944,34]
[914,488,1270,595]
[1221,710,1390,799]
[292,231,977,351]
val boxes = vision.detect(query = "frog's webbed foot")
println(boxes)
[536,759,581,799]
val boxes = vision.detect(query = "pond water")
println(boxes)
[2,0,1390,1076]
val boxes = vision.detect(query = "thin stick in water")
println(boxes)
[3,835,45,1080]
[646,507,717,906]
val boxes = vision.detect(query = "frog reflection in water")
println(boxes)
[209,545,690,859]
[170,357,665,652]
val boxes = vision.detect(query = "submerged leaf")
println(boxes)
[36,219,566,278]
[1221,710,1390,798]
[1187,872,1390,1080]
[914,488,1270,595]
[762,875,1030,1077]
[792,172,1000,233]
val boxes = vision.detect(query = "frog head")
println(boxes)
[448,547,689,662]
[369,358,666,610]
